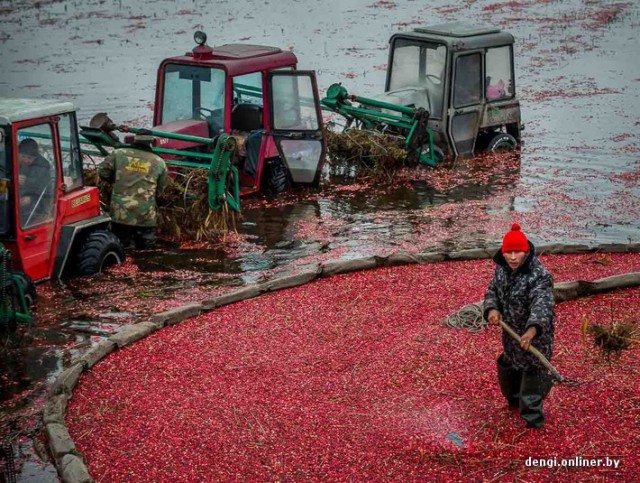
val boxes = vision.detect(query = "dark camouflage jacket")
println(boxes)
[483,241,555,372]
[98,148,168,227]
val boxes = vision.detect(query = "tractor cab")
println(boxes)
[153,32,326,194]
[0,98,123,286]
[382,22,522,158]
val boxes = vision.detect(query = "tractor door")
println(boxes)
[447,52,484,157]
[267,71,325,186]
[12,120,59,281]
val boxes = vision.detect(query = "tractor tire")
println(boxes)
[486,132,517,152]
[12,271,36,307]
[76,230,125,276]
[1,309,17,333]
[263,158,289,194]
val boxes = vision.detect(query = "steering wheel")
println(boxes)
[196,107,225,135]
[196,107,216,120]
[426,74,441,85]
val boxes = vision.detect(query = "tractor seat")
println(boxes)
[231,103,263,132]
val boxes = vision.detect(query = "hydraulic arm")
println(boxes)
[321,83,440,167]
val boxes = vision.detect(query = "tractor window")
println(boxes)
[454,53,482,107]
[161,64,225,131]
[486,46,514,101]
[16,124,57,228]
[230,73,264,132]
[388,39,446,118]
[58,113,84,191]
[271,75,319,131]
[232,72,263,107]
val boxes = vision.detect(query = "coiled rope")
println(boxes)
[442,302,486,332]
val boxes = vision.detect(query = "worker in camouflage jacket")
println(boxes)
[483,223,555,428]
[98,135,168,249]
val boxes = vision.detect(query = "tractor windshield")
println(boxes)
[388,39,446,118]
[161,64,226,133]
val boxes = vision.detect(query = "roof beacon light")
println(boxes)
[194,31,207,46]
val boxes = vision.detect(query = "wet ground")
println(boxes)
[1,0,640,480]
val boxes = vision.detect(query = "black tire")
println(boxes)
[2,313,17,333]
[76,230,125,276]
[263,158,289,194]
[12,271,36,307]
[485,132,517,152]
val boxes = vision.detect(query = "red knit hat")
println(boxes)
[501,223,529,253]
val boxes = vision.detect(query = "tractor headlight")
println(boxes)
[194,31,207,46]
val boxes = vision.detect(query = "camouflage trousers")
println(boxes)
[111,222,157,250]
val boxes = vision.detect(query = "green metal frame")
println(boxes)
[234,82,263,101]
[207,135,239,212]
[79,126,241,212]
[21,124,242,212]
[0,243,31,328]
[321,83,439,166]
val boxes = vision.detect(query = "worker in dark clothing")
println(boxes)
[98,135,168,250]
[484,223,555,428]
[18,138,52,225]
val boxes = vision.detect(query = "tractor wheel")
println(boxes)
[486,132,517,152]
[12,271,36,307]
[263,158,289,194]
[1,309,17,333]
[76,230,125,276]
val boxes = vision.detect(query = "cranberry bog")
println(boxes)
[65,253,640,481]
[1,0,640,480]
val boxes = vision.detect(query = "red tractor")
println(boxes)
[154,31,326,194]
[0,98,125,328]
[84,31,326,203]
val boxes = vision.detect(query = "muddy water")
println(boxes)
[1,0,640,480]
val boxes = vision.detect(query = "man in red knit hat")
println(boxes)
[483,224,555,428]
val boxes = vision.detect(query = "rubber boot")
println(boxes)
[111,223,135,250]
[134,227,157,250]
[497,354,521,408]
[519,371,553,428]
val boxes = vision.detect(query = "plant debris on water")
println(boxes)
[84,167,238,241]
[324,127,409,182]
[66,255,640,481]
[585,317,638,358]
